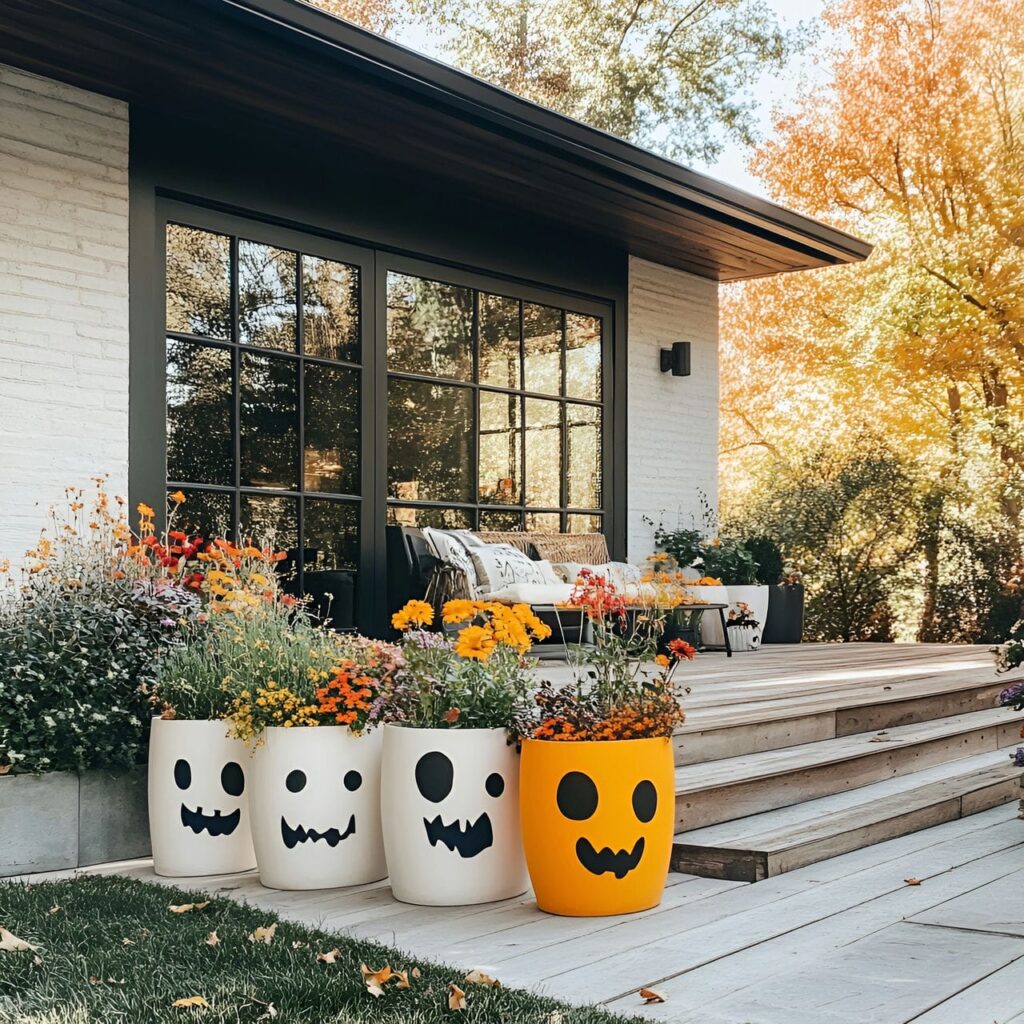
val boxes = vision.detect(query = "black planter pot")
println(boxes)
[762,584,804,644]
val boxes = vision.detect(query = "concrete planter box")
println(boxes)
[0,766,150,877]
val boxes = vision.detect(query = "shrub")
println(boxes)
[0,485,193,774]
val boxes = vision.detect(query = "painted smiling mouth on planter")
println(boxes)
[575,836,645,879]
[180,805,241,837]
[281,815,357,850]
[423,814,494,858]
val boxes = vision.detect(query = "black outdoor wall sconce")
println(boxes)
[660,341,691,376]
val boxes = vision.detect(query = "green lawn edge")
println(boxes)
[0,875,642,1023]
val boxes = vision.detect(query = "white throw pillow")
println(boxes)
[421,528,480,593]
[555,561,643,591]
[470,543,549,592]
[480,582,575,606]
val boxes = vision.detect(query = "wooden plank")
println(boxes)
[909,869,1024,937]
[910,954,1024,1023]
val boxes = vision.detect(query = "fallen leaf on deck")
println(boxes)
[0,927,38,952]
[204,931,220,947]
[317,948,341,965]
[464,969,501,988]
[0,764,10,775]
[904,877,922,886]
[168,902,210,914]
[171,995,209,1008]
[248,924,278,944]
[639,988,666,1004]
[448,982,467,1011]
[360,962,393,998]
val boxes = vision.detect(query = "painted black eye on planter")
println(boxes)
[485,772,505,798]
[415,751,453,803]
[557,771,598,821]
[632,780,657,823]
[221,761,245,797]
[173,759,191,791]
[286,769,307,793]
[343,770,362,792]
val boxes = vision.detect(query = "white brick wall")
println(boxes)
[0,65,130,561]
[626,256,719,560]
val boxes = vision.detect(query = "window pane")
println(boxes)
[166,339,233,486]
[240,353,298,489]
[566,313,602,400]
[303,255,359,362]
[523,303,562,396]
[241,494,299,554]
[479,294,520,389]
[567,513,603,534]
[480,509,523,531]
[239,240,297,351]
[567,403,602,509]
[524,398,561,507]
[305,498,359,573]
[388,378,473,503]
[169,488,233,542]
[305,363,359,495]
[387,505,472,529]
[166,225,231,339]
[525,511,560,532]
[478,390,520,504]
[387,273,472,380]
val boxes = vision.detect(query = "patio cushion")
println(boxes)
[470,544,555,592]
[554,561,644,591]
[422,528,481,593]
[479,581,576,606]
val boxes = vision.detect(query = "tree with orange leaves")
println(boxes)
[722,0,1024,641]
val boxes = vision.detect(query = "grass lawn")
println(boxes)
[0,875,639,1023]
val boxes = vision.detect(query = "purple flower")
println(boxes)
[160,617,176,628]
[1010,748,1024,768]
[998,681,1024,708]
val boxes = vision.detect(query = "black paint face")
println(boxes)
[279,766,365,850]
[556,772,658,879]
[415,751,505,859]
[174,758,244,837]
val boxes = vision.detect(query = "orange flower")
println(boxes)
[136,502,155,519]
[168,490,187,505]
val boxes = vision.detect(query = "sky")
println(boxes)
[394,0,831,201]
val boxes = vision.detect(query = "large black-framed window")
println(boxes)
[383,264,608,535]
[161,208,375,630]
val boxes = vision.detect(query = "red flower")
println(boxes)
[668,638,696,661]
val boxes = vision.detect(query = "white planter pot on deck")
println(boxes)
[249,726,386,890]
[148,718,256,877]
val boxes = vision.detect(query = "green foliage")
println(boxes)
[0,875,632,1023]
[406,0,801,162]
[738,433,920,642]
[701,538,759,586]
[744,536,784,585]
[650,524,704,568]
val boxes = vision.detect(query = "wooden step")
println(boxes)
[672,751,1023,881]
[675,675,1009,766]
[675,706,1020,831]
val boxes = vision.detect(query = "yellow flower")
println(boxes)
[136,502,155,519]
[454,624,497,661]
[168,490,187,505]
[655,654,670,668]
[442,599,478,624]
[392,599,434,631]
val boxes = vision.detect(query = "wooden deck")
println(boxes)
[27,643,1024,1022]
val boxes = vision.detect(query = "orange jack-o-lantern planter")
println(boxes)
[519,736,674,917]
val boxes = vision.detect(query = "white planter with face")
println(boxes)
[148,718,256,877]
[725,584,770,638]
[381,724,528,906]
[249,726,386,891]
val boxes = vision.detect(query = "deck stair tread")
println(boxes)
[672,749,1023,881]
[676,706,1017,795]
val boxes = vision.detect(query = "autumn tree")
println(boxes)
[404,0,797,162]
[721,0,1024,641]
[308,0,401,34]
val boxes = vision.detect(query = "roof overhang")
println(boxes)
[0,0,872,280]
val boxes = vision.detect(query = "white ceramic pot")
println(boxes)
[725,584,770,638]
[728,624,762,653]
[249,726,386,891]
[148,718,256,877]
[381,724,529,906]
[684,584,729,646]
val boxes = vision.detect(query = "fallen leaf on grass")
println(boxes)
[546,1013,563,1024]
[48,904,61,915]
[905,878,923,886]
[171,996,209,1009]
[464,969,501,988]
[0,927,38,952]
[121,939,135,947]
[317,948,341,965]
[393,969,412,989]
[360,962,393,997]
[412,966,421,979]
[448,982,467,1011]
[247,924,278,945]
[204,931,220,947]
[291,941,306,950]
[168,902,210,914]
[639,988,666,1004]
